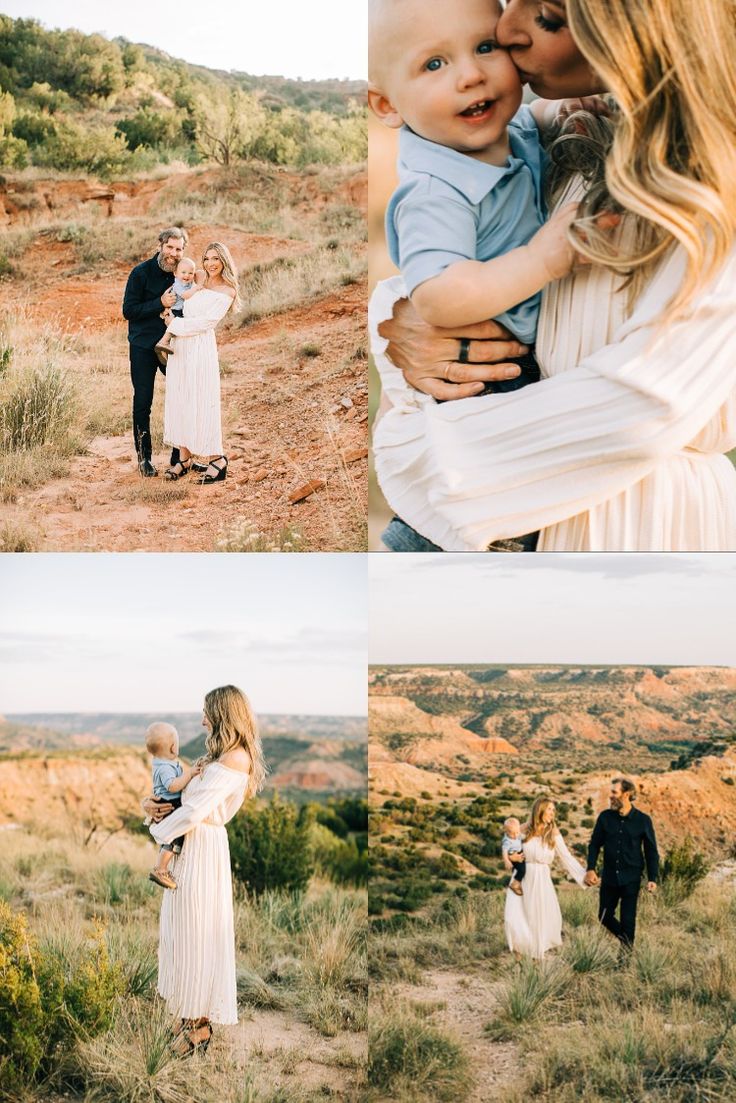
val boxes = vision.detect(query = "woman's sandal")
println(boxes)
[164,459,192,481]
[173,1018,212,1058]
[198,456,227,484]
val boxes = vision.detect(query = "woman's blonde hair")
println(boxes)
[200,685,266,798]
[203,241,242,314]
[523,797,558,849]
[565,0,736,320]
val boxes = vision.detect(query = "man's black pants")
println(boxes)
[129,345,177,464]
[599,879,641,947]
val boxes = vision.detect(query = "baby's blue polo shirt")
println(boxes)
[386,106,546,344]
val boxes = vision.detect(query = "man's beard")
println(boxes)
[610,796,623,810]
[158,254,177,272]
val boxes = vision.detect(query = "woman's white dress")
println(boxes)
[163,288,231,457]
[150,762,247,1024]
[505,833,587,959]
[370,221,736,551]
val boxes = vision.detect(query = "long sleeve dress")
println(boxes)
[150,761,247,1024]
[504,833,587,960]
[163,288,232,457]
[370,224,736,551]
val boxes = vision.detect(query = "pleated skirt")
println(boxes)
[157,822,238,1024]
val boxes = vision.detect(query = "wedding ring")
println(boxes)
[458,337,471,364]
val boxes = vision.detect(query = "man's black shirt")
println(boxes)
[587,807,659,886]
[122,254,174,349]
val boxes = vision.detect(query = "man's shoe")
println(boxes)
[138,459,158,477]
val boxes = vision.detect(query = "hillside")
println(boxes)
[369,665,736,917]
[0,15,366,176]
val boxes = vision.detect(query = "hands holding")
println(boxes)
[583,869,599,887]
[647,881,657,894]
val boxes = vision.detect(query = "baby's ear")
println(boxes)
[368,85,404,130]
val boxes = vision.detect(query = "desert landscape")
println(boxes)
[0,711,368,1102]
[368,665,736,1103]
[0,16,368,551]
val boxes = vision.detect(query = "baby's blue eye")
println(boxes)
[477,40,497,54]
[425,57,443,71]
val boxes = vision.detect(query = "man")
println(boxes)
[122,227,186,476]
[584,777,659,949]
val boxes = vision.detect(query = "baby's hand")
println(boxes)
[528,201,579,282]
[558,95,611,121]
[192,764,202,776]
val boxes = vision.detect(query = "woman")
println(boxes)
[147,685,266,1055]
[163,242,241,485]
[505,796,587,960]
[371,0,736,551]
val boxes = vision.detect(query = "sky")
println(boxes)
[0,554,367,714]
[0,1,366,81]
[370,554,736,667]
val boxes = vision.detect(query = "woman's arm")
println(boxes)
[554,833,587,886]
[166,293,232,338]
[373,246,736,549]
[149,767,231,845]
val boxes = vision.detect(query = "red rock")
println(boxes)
[252,469,269,482]
[342,447,368,464]
[289,478,326,503]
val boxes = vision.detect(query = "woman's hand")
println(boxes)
[378,297,531,402]
[162,308,173,324]
[143,796,173,821]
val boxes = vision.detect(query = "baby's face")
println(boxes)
[176,262,195,282]
[372,0,522,157]
[505,820,521,838]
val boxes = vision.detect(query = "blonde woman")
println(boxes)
[145,685,266,1056]
[504,797,587,960]
[162,242,242,485]
[371,0,736,551]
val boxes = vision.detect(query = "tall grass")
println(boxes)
[237,247,365,326]
[369,999,473,1102]
[0,362,76,451]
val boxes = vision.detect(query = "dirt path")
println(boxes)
[393,968,519,1102]
[222,1008,366,1096]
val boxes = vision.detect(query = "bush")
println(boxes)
[0,902,45,1092]
[660,838,709,904]
[228,796,314,895]
[312,824,368,887]
[0,362,76,453]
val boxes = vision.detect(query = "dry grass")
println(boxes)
[238,247,365,326]
[0,825,367,1102]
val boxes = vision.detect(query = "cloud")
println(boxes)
[175,625,367,663]
[406,553,715,581]
[0,632,117,663]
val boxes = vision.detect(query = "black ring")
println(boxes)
[458,337,471,364]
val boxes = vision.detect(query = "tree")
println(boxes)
[195,88,264,166]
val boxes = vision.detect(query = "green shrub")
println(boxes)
[660,838,709,904]
[228,796,315,895]
[312,824,368,887]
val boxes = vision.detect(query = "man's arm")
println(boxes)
[643,815,659,883]
[586,813,605,873]
[122,264,173,321]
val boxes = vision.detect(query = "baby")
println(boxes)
[501,816,526,896]
[145,721,200,890]
[155,257,202,365]
[369,0,578,370]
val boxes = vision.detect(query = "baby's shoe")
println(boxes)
[149,868,177,890]
[510,880,523,896]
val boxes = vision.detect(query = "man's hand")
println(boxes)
[583,870,598,886]
[142,796,173,821]
[161,287,176,308]
[378,297,529,402]
[647,882,657,894]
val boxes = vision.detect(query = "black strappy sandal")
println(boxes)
[164,459,192,481]
[198,456,227,484]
